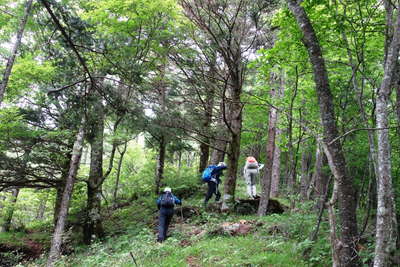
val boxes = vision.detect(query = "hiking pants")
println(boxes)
[204,181,221,204]
[244,169,258,198]
[157,208,174,242]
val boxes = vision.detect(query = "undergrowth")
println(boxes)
[15,196,336,267]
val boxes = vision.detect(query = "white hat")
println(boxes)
[164,187,172,192]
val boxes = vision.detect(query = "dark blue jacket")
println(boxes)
[210,165,227,184]
[156,193,181,210]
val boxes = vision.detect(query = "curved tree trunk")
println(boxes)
[0,0,33,105]
[2,189,20,232]
[113,142,127,204]
[47,119,85,267]
[287,1,360,265]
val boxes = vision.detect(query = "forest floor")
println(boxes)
[1,189,342,267]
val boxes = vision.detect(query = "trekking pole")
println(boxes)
[129,251,138,267]
[180,205,184,232]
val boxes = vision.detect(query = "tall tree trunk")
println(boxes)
[198,53,216,173]
[84,98,105,245]
[47,119,85,267]
[0,0,33,105]
[209,116,227,165]
[287,1,360,265]
[155,135,166,194]
[258,83,278,216]
[221,76,243,211]
[270,71,284,198]
[36,191,49,220]
[286,66,299,193]
[113,142,127,204]
[270,128,281,198]
[374,2,400,266]
[2,189,20,232]
[311,143,329,209]
[300,150,312,201]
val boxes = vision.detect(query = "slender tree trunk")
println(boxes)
[287,1,359,265]
[258,79,279,216]
[312,143,329,209]
[36,192,49,220]
[198,53,215,173]
[2,189,20,232]
[155,135,166,194]
[210,97,228,165]
[0,0,33,105]
[47,119,85,267]
[209,120,227,165]
[113,142,127,204]
[270,128,281,198]
[84,98,105,245]
[270,71,284,198]
[327,179,341,267]
[221,78,243,212]
[397,83,400,126]
[374,2,400,266]
[300,150,312,201]
[286,67,299,194]
[199,140,210,172]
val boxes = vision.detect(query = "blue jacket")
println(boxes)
[156,192,182,210]
[210,165,227,183]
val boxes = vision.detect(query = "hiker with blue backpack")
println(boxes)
[202,162,227,208]
[156,187,181,242]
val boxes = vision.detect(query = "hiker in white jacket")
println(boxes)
[243,157,264,199]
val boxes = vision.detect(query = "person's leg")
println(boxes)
[250,173,256,197]
[244,172,253,198]
[204,182,216,206]
[215,183,221,201]
[164,213,173,239]
[158,211,167,242]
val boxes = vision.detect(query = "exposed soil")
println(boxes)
[0,239,43,266]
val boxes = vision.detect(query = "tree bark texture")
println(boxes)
[222,82,243,211]
[311,144,329,209]
[270,128,281,198]
[300,150,312,201]
[287,1,359,265]
[36,192,49,220]
[209,106,228,165]
[84,98,105,245]
[113,142,127,204]
[374,2,400,266]
[198,53,215,173]
[258,84,278,216]
[2,189,20,232]
[0,0,33,105]
[47,119,85,267]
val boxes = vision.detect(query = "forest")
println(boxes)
[1,0,400,266]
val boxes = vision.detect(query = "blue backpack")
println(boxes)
[202,165,216,182]
[160,192,175,208]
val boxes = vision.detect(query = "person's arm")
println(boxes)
[212,165,227,176]
[173,195,182,205]
[156,196,161,210]
[258,164,265,170]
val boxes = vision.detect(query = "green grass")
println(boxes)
[17,191,334,267]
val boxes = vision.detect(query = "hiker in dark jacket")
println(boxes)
[156,187,181,242]
[204,162,227,208]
